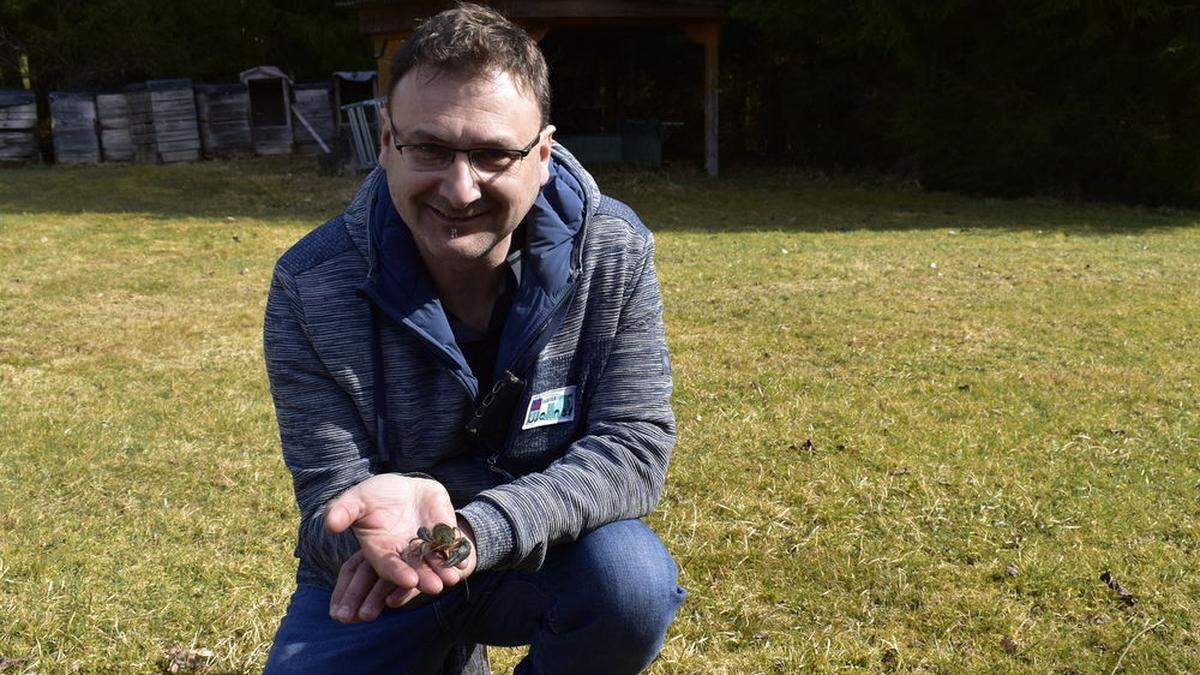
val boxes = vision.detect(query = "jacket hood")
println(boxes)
[351,142,600,399]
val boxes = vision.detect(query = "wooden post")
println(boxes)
[684,21,720,176]
[374,34,407,99]
[281,78,293,138]
[518,20,551,42]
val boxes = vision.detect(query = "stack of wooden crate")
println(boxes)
[124,85,157,162]
[0,90,38,162]
[96,92,134,161]
[49,92,100,163]
[145,79,201,162]
[195,84,252,156]
[7,72,357,165]
[120,80,202,163]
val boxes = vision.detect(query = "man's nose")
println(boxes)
[437,152,482,209]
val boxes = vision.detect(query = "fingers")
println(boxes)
[329,548,451,619]
[410,553,466,593]
[330,554,382,623]
[330,551,365,612]
[371,542,421,589]
[434,561,463,588]
[357,577,397,621]
[346,552,465,610]
[386,586,422,608]
[324,488,364,534]
[414,559,446,596]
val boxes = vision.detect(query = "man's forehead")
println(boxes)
[388,66,541,141]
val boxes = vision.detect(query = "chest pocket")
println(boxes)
[503,340,609,472]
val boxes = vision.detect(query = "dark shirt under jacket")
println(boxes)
[445,250,522,396]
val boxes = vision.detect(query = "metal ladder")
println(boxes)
[341,97,383,170]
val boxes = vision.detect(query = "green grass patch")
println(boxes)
[1,158,1197,672]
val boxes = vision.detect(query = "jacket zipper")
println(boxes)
[475,274,580,477]
[364,173,592,471]
[504,273,580,378]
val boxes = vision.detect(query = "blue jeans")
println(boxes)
[264,519,686,674]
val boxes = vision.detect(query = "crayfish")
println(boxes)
[409,522,472,567]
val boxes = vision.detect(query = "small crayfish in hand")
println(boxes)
[409,522,472,567]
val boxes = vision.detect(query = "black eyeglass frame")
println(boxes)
[387,116,545,175]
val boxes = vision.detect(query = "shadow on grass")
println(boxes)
[594,167,1200,236]
[0,156,358,225]
[2,158,1197,235]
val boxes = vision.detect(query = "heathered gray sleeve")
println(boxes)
[264,266,372,581]
[459,233,676,571]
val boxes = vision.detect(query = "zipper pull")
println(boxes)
[487,454,516,481]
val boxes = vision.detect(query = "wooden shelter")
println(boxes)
[0,90,38,162]
[195,84,253,156]
[333,71,378,128]
[240,65,294,155]
[345,0,726,174]
[49,92,101,164]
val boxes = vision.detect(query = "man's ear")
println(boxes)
[377,103,392,165]
[538,125,556,186]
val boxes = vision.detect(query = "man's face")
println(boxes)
[380,67,554,272]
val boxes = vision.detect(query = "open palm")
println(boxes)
[325,474,467,596]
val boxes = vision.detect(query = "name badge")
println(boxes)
[522,386,577,430]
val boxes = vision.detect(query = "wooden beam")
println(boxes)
[292,107,332,154]
[518,20,551,41]
[281,79,293,135]
[355,0,725,31]
[684,21,720,176]
[359,2,446,34]
[357,1,725,34]
[373,34,408,99]
[495,0,725,19]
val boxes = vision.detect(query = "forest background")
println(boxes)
[1,0,1199,205]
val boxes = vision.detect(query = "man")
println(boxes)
[262,4,683,673]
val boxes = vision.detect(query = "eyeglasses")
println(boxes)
[388,116,543,177]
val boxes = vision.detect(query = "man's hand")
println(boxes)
[324,475,478,622]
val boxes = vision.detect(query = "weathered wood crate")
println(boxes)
[195,84,251,156]
[0,90,39,162]
[96,92,133,161]
[49,92,100,164]
[120,80,202,163]
[124,85,158,162]
[146,79,201,163]
[292,82,334,155]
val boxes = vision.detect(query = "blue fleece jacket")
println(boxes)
[263,144,675,587]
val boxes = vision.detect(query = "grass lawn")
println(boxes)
[1,157,1197,673]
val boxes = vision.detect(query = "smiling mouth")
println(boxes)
[428,204,487,223]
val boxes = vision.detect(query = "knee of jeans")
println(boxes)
[556,521,686,643]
